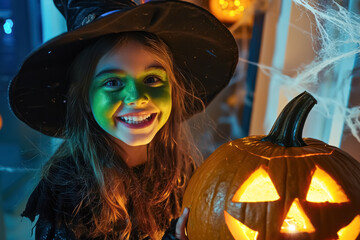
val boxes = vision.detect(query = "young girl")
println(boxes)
[9,0,238,239]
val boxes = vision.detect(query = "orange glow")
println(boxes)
[306,166,349,203]
[0,114,2,130]
[224,210,259,240]
[280,198,315,233]
[338,215,360,240]
[233,144,334,161]
[232,167,280,202]
[209,0,253,23]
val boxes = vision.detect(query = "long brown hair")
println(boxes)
[42,32,203,239]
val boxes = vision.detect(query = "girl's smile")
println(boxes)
[116,112,157,129]
[89,40,172,146]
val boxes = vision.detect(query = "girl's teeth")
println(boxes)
[119,114,152,124]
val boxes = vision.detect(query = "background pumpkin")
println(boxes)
[182,92,360,240]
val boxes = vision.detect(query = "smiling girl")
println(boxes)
[89,35,173,149]
[9,1,238,239]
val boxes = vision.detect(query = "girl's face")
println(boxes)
[89,40,172,146]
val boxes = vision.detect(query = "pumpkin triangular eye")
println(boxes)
[281,198,315,233]
[232,166,280,202]
[306,166,350,203]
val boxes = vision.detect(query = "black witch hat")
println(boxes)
[8,0,238,137]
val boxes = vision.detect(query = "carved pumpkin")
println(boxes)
[183,92,360,240]
[209,0,253,23]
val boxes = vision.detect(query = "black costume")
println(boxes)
[22,158,178,240]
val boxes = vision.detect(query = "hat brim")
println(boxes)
[9,0,238,137]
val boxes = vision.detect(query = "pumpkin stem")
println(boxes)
[261,91,317,147]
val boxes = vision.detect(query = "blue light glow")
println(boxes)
[3,19,13,34]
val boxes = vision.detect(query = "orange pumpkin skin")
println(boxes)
[182,92,360,240]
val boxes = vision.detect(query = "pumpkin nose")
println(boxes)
[280,198,315,234]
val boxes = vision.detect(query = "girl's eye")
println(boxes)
[143,75,164,86]
[104,78,124,88]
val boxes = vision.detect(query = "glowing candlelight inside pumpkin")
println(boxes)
[288,224,296,232]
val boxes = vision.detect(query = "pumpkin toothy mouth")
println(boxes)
[224,211,360,240]
[224,210,259,239]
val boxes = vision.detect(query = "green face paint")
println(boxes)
[89,41,172,146]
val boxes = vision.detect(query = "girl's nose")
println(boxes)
[126,95,149,106]
[123,83,149,106]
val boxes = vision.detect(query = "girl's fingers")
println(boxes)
[175,208,189,240]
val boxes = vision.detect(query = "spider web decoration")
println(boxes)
[261,0,360,142]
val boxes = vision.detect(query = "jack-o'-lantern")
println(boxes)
[183,92,360,240]
[209,0,253,23]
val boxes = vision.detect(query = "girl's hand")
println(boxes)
[175,208,189,240]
